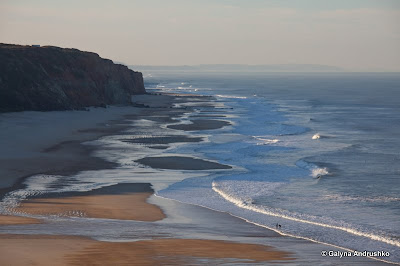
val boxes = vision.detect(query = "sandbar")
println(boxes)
[15,183,165,221]
[136,156,231,170]
[122,135,203,144]
[167,119,231,131]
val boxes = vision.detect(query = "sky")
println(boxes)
[1,0,399,71]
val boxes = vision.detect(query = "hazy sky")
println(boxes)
[1,0,399,71]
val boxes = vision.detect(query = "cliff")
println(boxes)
[0,44,146,112]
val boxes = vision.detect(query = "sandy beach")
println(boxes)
[0,93,386,265]
[0,215,42,225]
[15,183,165,221]
[0,235,293,265]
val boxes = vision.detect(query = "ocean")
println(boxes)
[146,72,400,264]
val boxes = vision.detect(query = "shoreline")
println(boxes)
[0,93,390,265]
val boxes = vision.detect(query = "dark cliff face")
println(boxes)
[0,43,146,112]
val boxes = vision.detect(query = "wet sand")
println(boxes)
[0,235,93,266]
[0,215,42,225]
[167,119,231,131]
[136,156,232,170]
[0,140,118,199]
[15,183,165,221]
[69,238,294,265]
[0,235,293,266]
[0,107,141,192]
[0,93,186,196]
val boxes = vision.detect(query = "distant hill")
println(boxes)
[0,44,145,112]
[130,64,345,73]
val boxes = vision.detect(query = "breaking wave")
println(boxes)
[212,181,400,249]
[312,133,321,139]
[296,160,329,178]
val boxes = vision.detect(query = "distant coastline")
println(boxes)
[129,63,346,73]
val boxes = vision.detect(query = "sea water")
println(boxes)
[149,72,400,264]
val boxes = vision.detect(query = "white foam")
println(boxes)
[212,182,400,249]
[311,167,329,177]
[213,180,285,203]
[0,174,62,213]
[312,133,321,139]
[296,160,329,178]
[215,94,248,99]
[253,136,279,145]
[159,174,400,263]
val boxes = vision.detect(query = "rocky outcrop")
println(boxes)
[0,43,146,112]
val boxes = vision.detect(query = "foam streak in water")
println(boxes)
[212,182,400,249]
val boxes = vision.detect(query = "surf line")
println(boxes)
[212,182,400,248]
[154,193,400,265]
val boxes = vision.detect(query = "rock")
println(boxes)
[0,43,146,112]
